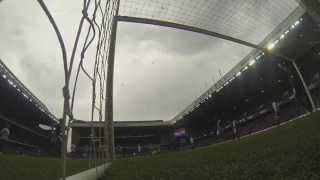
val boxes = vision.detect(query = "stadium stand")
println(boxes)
[70,120,172,158]
[172,12,320,146]
[0,59,60,156]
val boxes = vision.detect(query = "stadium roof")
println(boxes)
[0,59,58,123]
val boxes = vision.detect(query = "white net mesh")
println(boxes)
[119,0,298,44]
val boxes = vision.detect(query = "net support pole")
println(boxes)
[35,1,69,179]
[104,0,120,162]
[291,61,316,112]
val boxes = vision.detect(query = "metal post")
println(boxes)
[35,1,69,179]
[60,100,68,180]
[291,61,316,112]
[104,0,120,162]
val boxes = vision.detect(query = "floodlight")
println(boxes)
[249,59,256,66]
[22,93,29,99]
[8,79,14,86]
[267,43,275,50]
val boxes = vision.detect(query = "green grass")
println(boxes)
[0,154,92,180]
[104,112,320,180]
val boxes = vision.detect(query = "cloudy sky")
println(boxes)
[0,0,297,121]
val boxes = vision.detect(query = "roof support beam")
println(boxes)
[117,16,264,51]
[0,113,48,139]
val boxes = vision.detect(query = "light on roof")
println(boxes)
[267,43,275,50]
[2,74,7,79]
[256,54,262,60]
[8,79,14,86]
[249,59,256,66]
[280,34,285,40]
[242,66,248,71]
[236,71,242,77]
[22,93,29,99]
[294,20,300,26]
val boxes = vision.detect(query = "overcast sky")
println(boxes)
[0,1,296,121]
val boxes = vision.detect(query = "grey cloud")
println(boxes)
[117,22,217,56]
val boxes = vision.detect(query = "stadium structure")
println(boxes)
[1,0,320,179]
[69,1,320,158]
